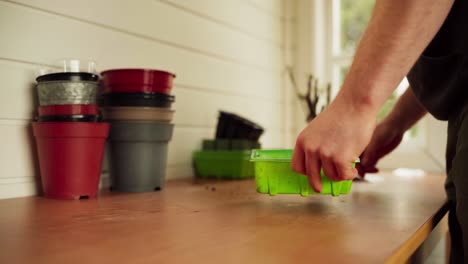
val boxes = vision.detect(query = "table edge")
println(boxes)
[385,201,449,264]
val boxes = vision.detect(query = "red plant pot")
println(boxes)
[100,69,175,94]
[38,104,99,116]
[32,122,110,200]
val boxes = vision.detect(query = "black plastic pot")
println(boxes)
[225,115,242,139]
[100,92,175,108]
[249,125,264,141]
[215,111,264,140]
[35,115,101,122]
[215,111,232,139]
[233,119,254,139]
[36,72,99,82]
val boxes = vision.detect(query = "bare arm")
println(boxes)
[359,87,427,175]
[384,87,427,132]
[293,0,454,192]
[338,0,454,114]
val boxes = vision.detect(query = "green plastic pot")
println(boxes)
[193,151,254,179]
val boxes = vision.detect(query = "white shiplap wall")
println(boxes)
[0,0,297,198]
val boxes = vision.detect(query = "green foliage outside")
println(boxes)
[340,0,375,54]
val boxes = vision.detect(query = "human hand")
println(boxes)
[291,97,377,193]
[356,120,404,178]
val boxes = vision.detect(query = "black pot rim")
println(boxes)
[35,115,101,122]
[36,72,99,82]
[101,92,175,101]
[100,93,175,107]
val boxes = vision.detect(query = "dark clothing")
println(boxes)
[449,202,463,263]
[407,0,468,120]
[407,0,468,262]
[447,101,468,263]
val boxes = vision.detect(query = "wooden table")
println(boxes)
[0,172,448,264]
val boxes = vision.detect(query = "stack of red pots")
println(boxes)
[32,62,109,200]
[100,69,176,192]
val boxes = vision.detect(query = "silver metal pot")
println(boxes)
[37,81,98,106]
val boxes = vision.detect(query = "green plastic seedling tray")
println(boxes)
[250,149,358,197]
[193,151,254,179]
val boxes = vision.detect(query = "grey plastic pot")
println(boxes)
[108,122,174,192]
[37,81,98,106]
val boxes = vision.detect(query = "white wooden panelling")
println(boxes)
[247,0,285,19]
[0,121,38,179]
[0,60,38,120]
[167,165,194,179]
[0,2,283,101]
[167,126,214,168]
[161,0,283,46]
[260,130,286,149]
[9,0,282,71]
[0,178,38,200]
[173,87,284,129]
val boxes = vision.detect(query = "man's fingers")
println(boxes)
[356,163,366,177]
[356,163,379,178]
[292,141,323,192]
[360,147,375,166]
[321,154,339,181]
[365,167,379,173]
[335,160,358,180]
[292,144,306,174]
[305,150,322,193]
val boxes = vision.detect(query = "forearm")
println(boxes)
[335,0,454,115]
[383,87,427,132]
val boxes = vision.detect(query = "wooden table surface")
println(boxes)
[0,172,448,264]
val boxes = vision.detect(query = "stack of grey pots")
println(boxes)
[100,69,176,192]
